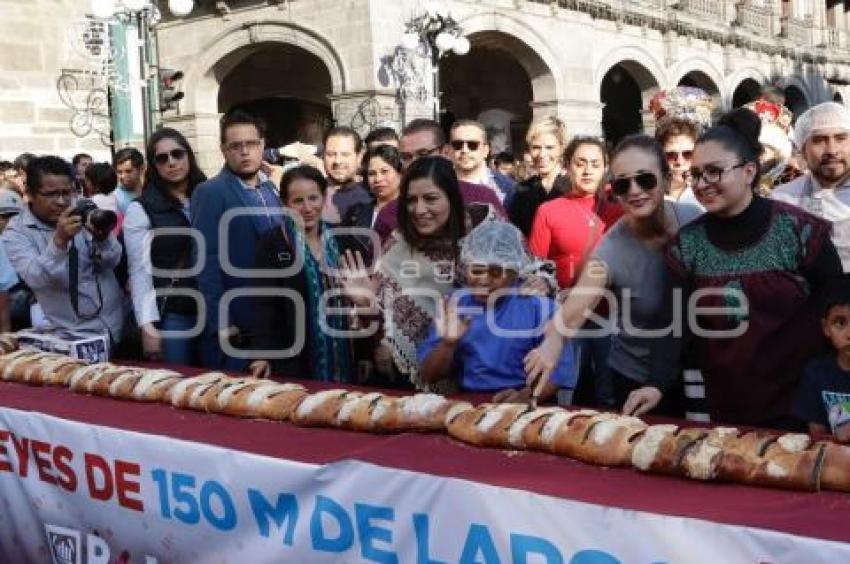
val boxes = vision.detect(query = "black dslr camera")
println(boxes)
[71,198,118,233]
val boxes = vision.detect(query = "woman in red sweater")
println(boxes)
[528,136,623,407]
[529,136,622,288]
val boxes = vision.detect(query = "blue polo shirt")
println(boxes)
[417,287,576,392]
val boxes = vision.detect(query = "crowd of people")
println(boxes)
[2,85,849,441]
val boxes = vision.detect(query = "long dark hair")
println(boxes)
[397,156,466,252]
[145,127,207,197]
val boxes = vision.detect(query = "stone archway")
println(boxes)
[835,91,844,104]
[440,30,547,154]
[216,43,333,148]
[600,61,661,145]
[678,70,722,116]
[732,78,763,108]
[784,84,810,119]
[166,20,347,173]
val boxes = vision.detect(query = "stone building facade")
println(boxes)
[0,0,113,161]
[154,0,850,172]
[2,0,850,169]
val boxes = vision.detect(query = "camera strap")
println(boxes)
[68,238,104,321]
[69,240,79,314]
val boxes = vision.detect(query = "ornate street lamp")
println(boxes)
[399,2,470,121]
[88,0,195,143]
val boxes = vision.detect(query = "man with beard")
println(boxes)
[773,102,850,271]
[192,109,283,368]
[321,126,371,223]
[449,119,515,206]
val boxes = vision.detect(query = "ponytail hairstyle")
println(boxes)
[696,108,763,190]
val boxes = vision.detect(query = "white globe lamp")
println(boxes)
[435,31,455,52]
[91,0,117,19]
[452,36,470,55]
[167,0,195,17]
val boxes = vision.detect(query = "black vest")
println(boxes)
[138,186,197,316]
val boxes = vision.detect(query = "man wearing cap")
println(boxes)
[773,102,850,271]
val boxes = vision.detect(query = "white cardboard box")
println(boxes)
[16,328,109,364]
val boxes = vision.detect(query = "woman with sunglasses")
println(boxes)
[656,117,704,210]
[124,128,207,364]
[509,117,571,236]
[666,108,843,429]
[524,135,701,416]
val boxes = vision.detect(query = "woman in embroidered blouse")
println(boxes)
[664,108,843,428]
[340,156,468,392]
[249,165,360,382]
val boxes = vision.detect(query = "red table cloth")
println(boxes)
[1,372,848,545]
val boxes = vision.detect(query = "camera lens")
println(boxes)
[89,209,118,233]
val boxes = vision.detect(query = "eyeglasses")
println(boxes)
[36,189,74,201]
[154,148,188,165]
[400,146,441,162]
[665,150,693,162]
[611,172,658,196]
[466,263,512,278]
[689,163,747,185]
[224,139,262,153]
[450,140,482,151]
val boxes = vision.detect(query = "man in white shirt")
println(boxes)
[773,102,850,271]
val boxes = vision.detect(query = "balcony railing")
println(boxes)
[523,0,837,61]
[781,16,813,46]
[736,2,774,36]
[679,0,725,20]
[828,27,847,50]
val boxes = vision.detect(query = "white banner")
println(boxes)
[0,407,847,564]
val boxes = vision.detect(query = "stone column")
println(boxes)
[328,90,401,137]
[163,113,223,177]
[530,99,605,137]
[641,110,658,137]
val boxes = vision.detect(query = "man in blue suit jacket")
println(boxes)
[191,110,283,369]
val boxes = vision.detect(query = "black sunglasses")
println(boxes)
[154,148,188,165]
[450,140,481,151]
[611,172,658,196]
[665,150,693,161]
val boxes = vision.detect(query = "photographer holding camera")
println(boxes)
[1,156,124,343]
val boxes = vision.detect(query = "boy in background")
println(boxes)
[793,276,850,441]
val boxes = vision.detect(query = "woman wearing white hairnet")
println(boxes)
[417,221,576,403]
